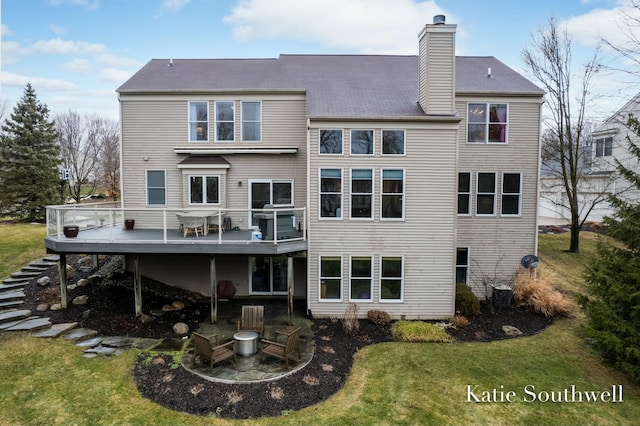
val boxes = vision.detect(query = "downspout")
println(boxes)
[306,117,311,317]
[534,97,544,257]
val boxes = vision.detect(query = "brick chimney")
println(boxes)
[418,15,456,115]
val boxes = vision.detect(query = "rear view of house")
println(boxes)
[45,16,544,320]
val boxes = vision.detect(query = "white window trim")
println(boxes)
[500,172,522,217]
[349,255,373,303]
[380,168,405,221]
[350,129,375,156]
[476,171,496,217]
[379,255,404,303]
[240,100,262,143]
[188,174,221,206]
[381,129,406,156]
[319,255,343,302]
[214,100,235,143]
[145,169,166,207]
[319,129,344,155]
[350,168,374,221]
[457,171,472,216]
[319,168,343,220]
[188,101,209,143]
[466,102,509,145]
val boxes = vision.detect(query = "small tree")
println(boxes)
[98,119,120,201]
[582,113,640,383]
[0,84,60,221]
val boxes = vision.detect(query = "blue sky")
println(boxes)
[1,0,638,121]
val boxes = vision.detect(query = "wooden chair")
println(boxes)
[237,305,264,335]
[192,332,236,371]
[260,326,301,369]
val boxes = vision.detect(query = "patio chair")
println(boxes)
[181,215,204,237]
[192,332,236,371]
[237,305,264,335]
[207,213,225,234]
[260,326,301,369]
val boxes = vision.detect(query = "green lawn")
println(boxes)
[0,223,47,280]
[0,227,638,425]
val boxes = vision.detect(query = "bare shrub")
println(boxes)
[513,269,576,317]
[367,309,392,325]
[341,303,359,335]
[269,385,284,400]
[449,315,470,328]
[227,391,243,404]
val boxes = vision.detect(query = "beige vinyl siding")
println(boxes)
[455,97,542,297]
[308,121,459,319]
[419,30,455,115]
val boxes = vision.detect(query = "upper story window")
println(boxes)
[595,137,613,157]
[457,172,471,215]
[351,129,374,155]
[476,172,496,215]
[146,170,166,206]
[501,173,522,216]
[382,130,405,155]
[189,101,209,142]
[320,129,343,154]
[381,169,404,220]
[467,103,508,144]
[241,101,261,142]
[320,168,342,219]
[189,175,220,205]
[351,169,373,219]
[215,101,234,142]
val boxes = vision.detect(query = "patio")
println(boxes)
[182,299,314,383]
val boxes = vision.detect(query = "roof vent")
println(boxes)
[433,15,446,25]
[168,59,174,67]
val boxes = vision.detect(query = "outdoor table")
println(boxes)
[182,211,226,236]
[233,331,258,356]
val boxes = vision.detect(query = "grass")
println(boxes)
[0,222,47,280]
[0,228,639,425]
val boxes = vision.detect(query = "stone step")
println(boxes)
[42,255,60,262]
[2,276,32,285]
[75,336,105,347]
[0,290,25,301]
[83,345,117,356]
[62,328,98,342]
[0,300,24,308]
[22,265,50,273]
[4,317,51,331]
[0,282,27,292]
[29,261,57,268]
[0,309,31,324]
[32,322,79,338]
[11,271,40,279]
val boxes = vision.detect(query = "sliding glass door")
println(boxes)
[249,256,289,295]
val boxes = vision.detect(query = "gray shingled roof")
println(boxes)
[118,55,543,118]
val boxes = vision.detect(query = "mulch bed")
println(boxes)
[17,254,554,419]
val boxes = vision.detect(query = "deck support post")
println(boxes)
[133,255,142,317]
[59,253,68,309]
[210,255,217,324]
[287,255,294,325]
[91,254,99,270]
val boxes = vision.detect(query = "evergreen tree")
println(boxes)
[582,113,640,383]
[0,84,61,221]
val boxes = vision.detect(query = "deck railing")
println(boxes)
[45,203,307,245]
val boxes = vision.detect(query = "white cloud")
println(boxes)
[31,38,106,55]
[157,0,191,15]
[62,58,93,73]
[0,71,79,91]
[49,24,67,35]
[1,24,13,36]
[99,68,134,84]
[224,0,455,54]
[95,53,143,68]
[48,0,99,10]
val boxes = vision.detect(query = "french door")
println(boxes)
[249,256,289,295]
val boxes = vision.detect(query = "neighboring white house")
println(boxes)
[45,16,544,320]
[539,93,640,224]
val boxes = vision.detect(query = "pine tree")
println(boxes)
[582,113,640,383]
[0,84,61,221]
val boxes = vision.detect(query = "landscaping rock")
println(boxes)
[172,322,189,336]
[36,303,49,312]
[139,313,154,324]
[171,300,185,310]
[50,303,62,310]
[67,284,77,291]
[72,295,89,305]
[162,304,177,312]
[502,325,523,336]
[87,274,101,284]
[37,276,51,286]
[79,266,92,273]
[77,278,90,287]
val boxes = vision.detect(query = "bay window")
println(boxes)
[189,175,220,205]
